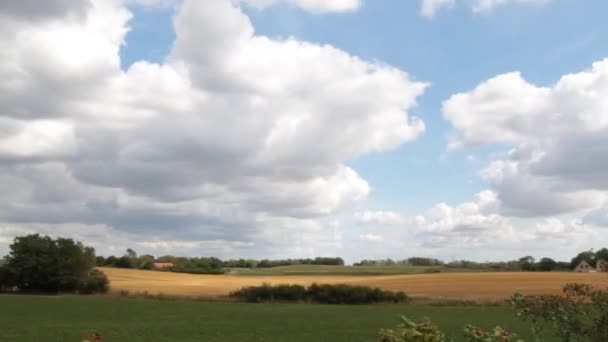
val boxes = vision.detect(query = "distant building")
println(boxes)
[598,260,607,272]
[574,260,593,273]
[153,262,174,269]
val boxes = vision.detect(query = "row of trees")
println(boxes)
[355,249,608,272]
[354,257,443,267]
[97,249,345,274]
[569,248,608,268]
[0,235,108,294]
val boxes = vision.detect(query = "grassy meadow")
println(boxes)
[0,295,555,342]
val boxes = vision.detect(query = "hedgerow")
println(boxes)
[229,283,409,304]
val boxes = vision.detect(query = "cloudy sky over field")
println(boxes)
[1,0,607,262]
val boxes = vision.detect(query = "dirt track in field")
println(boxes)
[100,267,608,300]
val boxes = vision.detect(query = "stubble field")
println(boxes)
[101,267,608,300]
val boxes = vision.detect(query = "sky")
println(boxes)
[1,0,607,263]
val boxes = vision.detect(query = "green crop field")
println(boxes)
[227,264,484,276]
[0,295,555,342]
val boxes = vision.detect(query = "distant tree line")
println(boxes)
[255,257,345,268]
[0,234,108,294]
[94,248,608,274]
[354,257,444,267]
[96,250,345,275]
[569,248,608,269]
[354,248,608,272]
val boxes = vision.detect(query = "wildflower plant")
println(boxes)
[463,325,524,342]
[378,316,448,342]
[82,332,103,342]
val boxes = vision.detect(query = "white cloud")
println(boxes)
[125,0,177,7]
[417,191,514,243]
[533,218,591,244]
[354,211,406,226]
[359,233,384,242]
[444,59,608,217]
[421,0,455,18]
[472,0,546,13]
[242,0,361,13]
[0,0,426,257]
[0,0,92,21]
[386,191,600,256]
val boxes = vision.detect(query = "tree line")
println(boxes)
[353,249,608,272]
[97,249,345,274]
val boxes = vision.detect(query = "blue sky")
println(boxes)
[121,0,608,213]
[1,0,608,262]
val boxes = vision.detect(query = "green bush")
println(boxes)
[511,283,608,342]
[78,269,110,294]
[229,283,409,304]
[378,317,447,342]
[307,283,408,304]
[230,284,307,302]
[378,317,523,342]
[463,325,523,342]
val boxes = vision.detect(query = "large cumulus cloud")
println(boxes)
[0,0,426,257]
[443,60,608,217]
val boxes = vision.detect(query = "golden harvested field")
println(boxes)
[101,267,608,300]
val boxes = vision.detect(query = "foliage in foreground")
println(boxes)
[0,234,108,294]
[378,283,608,342]
[511,283,608,342]
[230,283,409,304]
[378,317,522,342]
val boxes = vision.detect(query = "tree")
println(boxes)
[126,248,137,259]
[1,234,105,294]
[104,255,118,267]
[95,256,106,267]
[570,250,596,269]
[114,256,134,268]
[595,248,608,263]
[537,257,557,271]
[138,255,156,270]
[518,256,536,271]
[407,257,443,266]
[0,257,14,291]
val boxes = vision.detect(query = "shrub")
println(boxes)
[230,284,307,303]
[78,269,110,294]
[463,325,523,342]
[307,283,408,304]
[511,283,608,342]
[378,317,446,342]
[378,317,523,342]
[229,283,408,304]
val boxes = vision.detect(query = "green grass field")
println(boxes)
[0,295,555,342]
[228,264,486,276]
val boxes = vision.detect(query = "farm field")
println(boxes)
[0,295,554,342]
[101,267,608,300]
